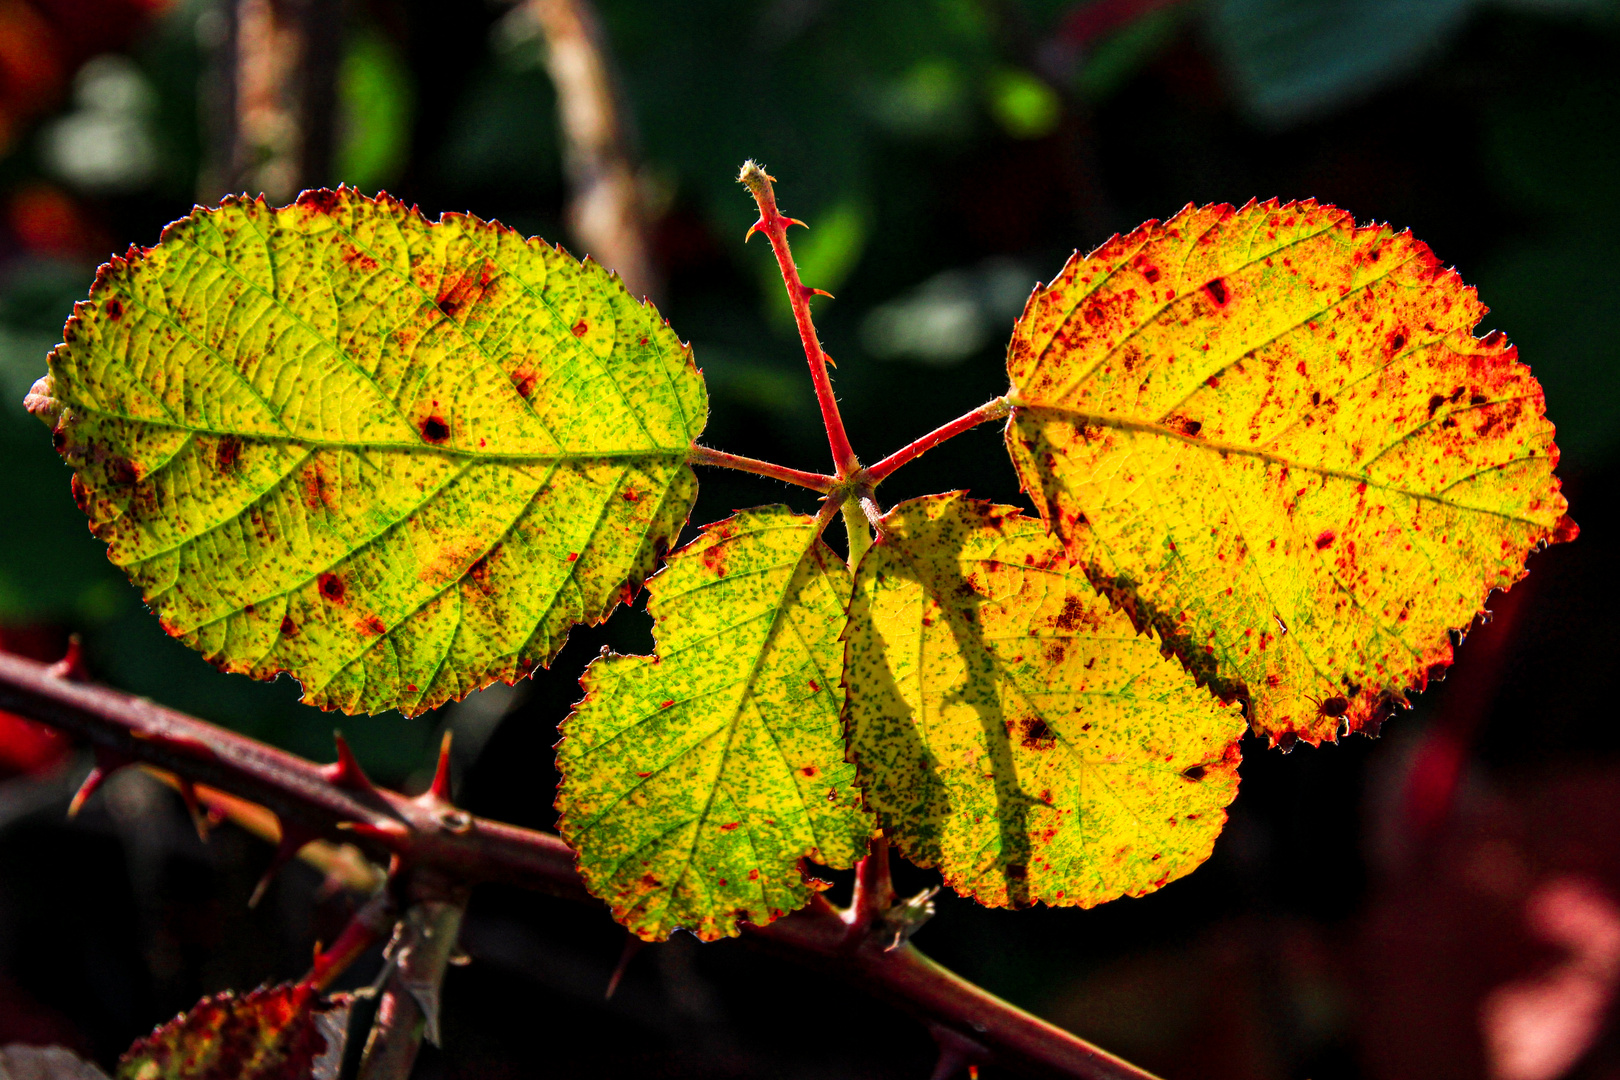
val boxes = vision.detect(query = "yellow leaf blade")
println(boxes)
[557,507,872,941]
[29,189,706,716]
[844,494,1244,909]
[1006,200,1574,745]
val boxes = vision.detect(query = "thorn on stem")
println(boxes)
[177,779,210,842]
[783,217,809,230]
[66,746,132,820]
[324,732,377,793]
[45,635,87,681]
[427,731,453,804]
[605,933,647,1000]
[928,1025,989,1080]
[744,219,766,243]
[249,826,318,908]
[802,286,835,300]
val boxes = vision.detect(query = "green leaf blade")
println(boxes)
[844,494,1244,909]
[557,506,872,941]
[29,189,706,716]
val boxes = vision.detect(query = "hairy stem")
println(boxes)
[842,493,874,570]
[0,651,1159,1080]
[737,161,860,478]
[689,444,837,492]
[866,396,1012,486]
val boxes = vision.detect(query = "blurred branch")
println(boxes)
[523,0,661,302]
[0,650,1160,1080]
[206,0,342,202]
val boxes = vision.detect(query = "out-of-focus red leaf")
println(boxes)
[116,983,349,1080]
[0,628,69,777]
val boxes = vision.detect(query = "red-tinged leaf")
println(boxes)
[1005,200,1575,746]
[116,984,349,1080]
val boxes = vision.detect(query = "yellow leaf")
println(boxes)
[844,494,1244,909]
[557,507,871,940]
[27,189,705,716]
[1005,200,1575,746]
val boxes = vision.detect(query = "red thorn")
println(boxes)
[605,934,647,1000]
[783,217,809,230]
[428,730,454,803]
[824,353,837,369]
[801,285,835,300]
[177,779,210,842]
[323,732,376,793]
[744,219,766,243]
[67,766,107,820]
[66,746,131,820]
[45,635,87,681]
[248,826,318,908]
[928,1025,988,1080]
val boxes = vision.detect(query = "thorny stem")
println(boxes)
[358,884,468,1080]
[689,444,837,493]
[738,161,861,479]
[866,396,1013,486]
[0,650,1161,1080]
[844,835,895,943]
[306,890,396,992]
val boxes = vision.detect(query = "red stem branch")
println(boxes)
[0,651,1159,1080]
[689,445,837,493]
[737,161,861,478]
[865,396,1012,486]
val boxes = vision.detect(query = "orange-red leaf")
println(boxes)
[117,983,348,1080]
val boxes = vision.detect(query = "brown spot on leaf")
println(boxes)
[280,616,297,636]
[571,318,589,338]
[1203,278,1229,306]
[1182,765,1206,781]
[296,188,342,214]
[103,296,124,321]
[1020,716,1057,749]
[318,573,346,602]
[420,416,450,444]
[216,436,241,471]
[1314,530,1336,550]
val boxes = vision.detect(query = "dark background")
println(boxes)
[0,1,1617,1077]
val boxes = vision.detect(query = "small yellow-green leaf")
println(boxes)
[1005,200,1575,746]
[27,189,705,716]
[844,493,1243,909]
[556,506,871,941]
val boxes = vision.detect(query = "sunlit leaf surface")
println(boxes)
[557,506,871,940]
[27,188,705,716]
[1005,200,1574,745]
[844,494,1243,908]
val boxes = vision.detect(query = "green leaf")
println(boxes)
[844,494,1244,909]
[1004,200,1573,746]
[117,983,349,1080]
[27,188,705,716]
[557,506,871,941]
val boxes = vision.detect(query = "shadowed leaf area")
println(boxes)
[23,188,706,717]
[557,506,872,941]
[844,494,1244,909]
[1005,200,1575,747]
[116,983,349,1080]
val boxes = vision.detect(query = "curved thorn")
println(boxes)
[605,933,646,1000]
[428,730,454,803]
[803,286,835,300]
[744,219,766,243]
[67,766,107,820]
[177,778,210,842]
[324,732,376,793]
[45,635,87,682]
[783,217,809,230]
[249,826,319,908]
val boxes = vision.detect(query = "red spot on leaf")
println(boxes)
[1315,530,1336,550]
[571,319,589,337]
[1203,278,1229,306]
[318,573,346,602]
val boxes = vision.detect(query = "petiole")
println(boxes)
[864,395,1012,486]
